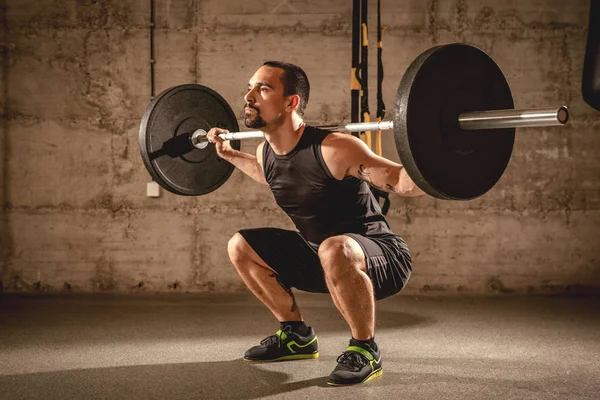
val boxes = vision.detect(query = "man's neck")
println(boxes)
[264,114,306,155]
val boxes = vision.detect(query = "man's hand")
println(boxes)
[206,128,238,161]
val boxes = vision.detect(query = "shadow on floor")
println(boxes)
[1,360,327,400]
[1,356,596,400]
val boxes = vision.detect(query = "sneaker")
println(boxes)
[243,326,319,362]
[327,341,382,386]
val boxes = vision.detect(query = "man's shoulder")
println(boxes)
[304,124,330,138]
[320,130,361,149]
[304,126,361,155]
[318,131,361,180]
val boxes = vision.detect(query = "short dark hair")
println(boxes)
[263,61,310,116]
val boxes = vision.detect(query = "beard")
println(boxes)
[244,105,267,129]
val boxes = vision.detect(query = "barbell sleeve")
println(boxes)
[337,120,394,132]
[458,106,569,130]
[190,106,568,149]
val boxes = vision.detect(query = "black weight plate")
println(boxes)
[394,44,515,200]
[139,84,241,196]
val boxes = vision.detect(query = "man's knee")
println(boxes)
[227,232,270,272]
[318,235,366,277]
[227,232,252,262]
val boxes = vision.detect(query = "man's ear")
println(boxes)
[287,94,301,112]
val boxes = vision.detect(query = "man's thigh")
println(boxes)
[344,233,412,300]
[238,228,329,293]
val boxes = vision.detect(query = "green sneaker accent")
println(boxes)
[346,345,382,369]
[287,335,318,354]
[327,368,383,386]
[276,329,288,341]
[346,346,374,361]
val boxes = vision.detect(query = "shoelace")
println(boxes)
[260,326,293,348]
[336,351,369,371]
[260,334,282,348]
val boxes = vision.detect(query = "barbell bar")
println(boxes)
[190,120,394,149]
[190,106,569,150]
[139,43,570,200]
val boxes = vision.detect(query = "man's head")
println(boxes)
[244,61,310,129]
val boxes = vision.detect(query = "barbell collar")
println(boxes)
[458,106,569,130]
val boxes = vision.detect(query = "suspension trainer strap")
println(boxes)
[375,0,386,157]
[359,0,372,148]
[373,0,390,215]
[350,0,361,137]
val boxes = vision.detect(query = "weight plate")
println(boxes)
[139,84,241,196]
[394,44,515,200]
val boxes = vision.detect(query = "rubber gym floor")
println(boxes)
[1,292,598,399]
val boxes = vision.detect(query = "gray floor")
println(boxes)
[0,292,599,400]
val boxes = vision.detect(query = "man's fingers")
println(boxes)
[207,128,229,143]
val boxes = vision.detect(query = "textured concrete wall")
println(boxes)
[1,0,598,294]
[1,0,9,293]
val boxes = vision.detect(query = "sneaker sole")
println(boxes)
[243,352,319,362]
[327,367,383,386]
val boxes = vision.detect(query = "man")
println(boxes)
[206,61,424,386]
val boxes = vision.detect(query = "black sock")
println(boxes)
[280,321,309,336]
[350,337,377,351]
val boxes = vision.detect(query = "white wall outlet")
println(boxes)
[147,181,160,198]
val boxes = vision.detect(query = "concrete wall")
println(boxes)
[1,0,598,294]
[1,0,9,293]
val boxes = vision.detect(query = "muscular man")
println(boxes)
[206,61,425,386]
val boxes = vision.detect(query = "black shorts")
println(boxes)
[238,228,412,300]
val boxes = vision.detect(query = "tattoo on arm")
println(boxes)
[358,164,398,194]
[269,272,298,313]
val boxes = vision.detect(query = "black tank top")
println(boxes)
[262,125,391,244]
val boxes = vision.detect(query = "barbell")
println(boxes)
[139,43,569,200]
[189,108,567,148]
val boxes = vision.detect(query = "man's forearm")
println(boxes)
[358,164,425,197]
[221,150,268,185]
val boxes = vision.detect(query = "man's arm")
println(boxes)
[205,128,268,186]
[220,141,268,186]
[321,133,425,197]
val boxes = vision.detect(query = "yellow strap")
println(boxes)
[378,26,387,48]
[350,68,361,91]
[359,113,372,149]
[375,118,383,156]
[361,23,368,46]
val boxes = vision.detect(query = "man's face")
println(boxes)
[244,66,287,129]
